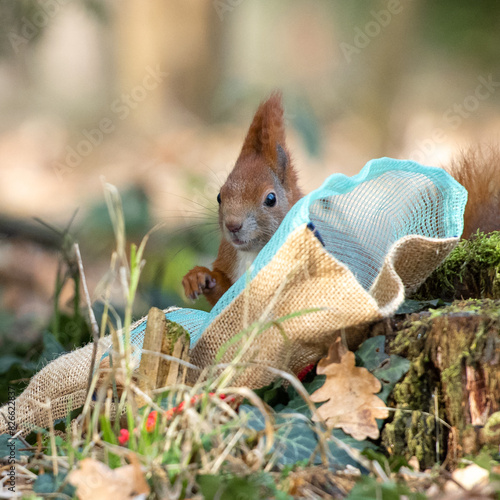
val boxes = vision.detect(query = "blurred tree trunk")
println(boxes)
[361,1,423,157]
[113,0,222,129]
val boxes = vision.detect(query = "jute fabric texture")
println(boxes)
[0,159,466,434]
[0,226,458,435]
[188,225,458,388]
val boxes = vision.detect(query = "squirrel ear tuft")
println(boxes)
[277,143,288,171]
[238,92,287,168]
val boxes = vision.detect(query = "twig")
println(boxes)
[45,399,58,477]
[210,427,246,473]
[434,387,440,464]
[74,243,100,397]
[140,349,200,371]
[10,463,38,480]
[12,429,32,451]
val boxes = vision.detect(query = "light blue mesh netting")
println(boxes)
[129,158,467,354]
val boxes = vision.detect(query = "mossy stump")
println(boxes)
[379,300,500,468]
[414,231,500,301]
[135,307,190,408]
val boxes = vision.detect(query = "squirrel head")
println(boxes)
[217,92,302,253]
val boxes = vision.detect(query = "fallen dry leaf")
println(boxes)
[286,465,356,499]
[310,350,389,440]
[449,464,490,491]
[408,456,420,471]
[68,454,150,500]
[427,463,493,499]
[316,337,348,374]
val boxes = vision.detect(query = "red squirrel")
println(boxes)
[182,93,500,306]
[447,145,500,238]
[182,92,303,305]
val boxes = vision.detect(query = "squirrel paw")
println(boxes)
[182,266,217,300]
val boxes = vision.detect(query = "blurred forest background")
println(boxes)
[0,0,499,399]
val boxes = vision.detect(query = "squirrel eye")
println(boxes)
[217,193,221,204]
[264,192,277,207]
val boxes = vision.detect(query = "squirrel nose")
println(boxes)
[226,222,242,234]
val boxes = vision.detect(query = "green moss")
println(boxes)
[414,231,500,300]
[383,299,500,467]
[383,318,444,467]
[440,363,465,427]
[426,302,500,434]
[390,318,429,360]
[483,412,500,441]
[383,407,444,468]
[407,412,441,466]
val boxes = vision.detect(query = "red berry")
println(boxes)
[118,429,130,446]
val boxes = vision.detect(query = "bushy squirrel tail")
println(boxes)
[447,146,500,238]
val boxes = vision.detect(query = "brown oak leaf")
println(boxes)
[68,454,150,500]
[316,337,348,374]
[310,350,389,440]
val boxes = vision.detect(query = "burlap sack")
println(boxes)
[0,339,110,436]
[188,225,458,388]
[0,159,466,434]
[0,228,457,435]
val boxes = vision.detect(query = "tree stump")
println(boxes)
[135,307,190,408]
[372,300,500,468]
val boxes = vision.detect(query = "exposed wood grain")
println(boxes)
[136,307,166,407]
[377,300,500,466]
[164,331,190,387]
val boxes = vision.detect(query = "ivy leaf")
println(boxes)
[286,375,326,414]
[355,336,388,371]
[0,355,28,374]
[240,401,372,469]
[240,405,317,466]
[39,331,66,363]
[0,434,33,460]
[396,298,446,314]
[356,336,410,402]
[273,416,319,466]
[328,429,375,468]
[372,356,411,403]
[240,336,410,468]
[253,378,289,407]
[33,472,75,497]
